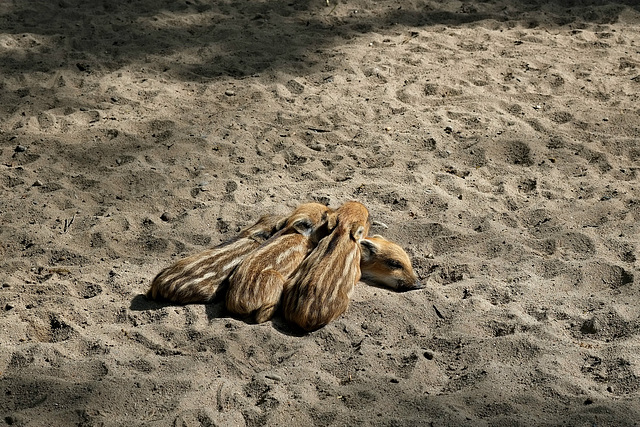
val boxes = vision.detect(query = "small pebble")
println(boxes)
[265,374,282,382]
[32,180,43,187]
[5,303,14,311]
[423,350,434,360]
[225,90,236,96]
[160,212,173,222]
[15,145,27,152]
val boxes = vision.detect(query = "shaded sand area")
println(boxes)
[1,0,639,425]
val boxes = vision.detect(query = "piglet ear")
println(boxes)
[326,212,338,231]
[351,224,366,241]
[359,238,379,262]
[292,218,314,237]
[275,216,288,231]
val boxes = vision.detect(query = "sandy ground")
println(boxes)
[1,0,639,425]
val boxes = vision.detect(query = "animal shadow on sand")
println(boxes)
[129,274,421,337]
[129,291,226,320]
[129,286,306,336]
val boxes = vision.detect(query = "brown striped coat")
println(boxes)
[282,201,370,331]
[146,214,285,304]
[226,203,332,323]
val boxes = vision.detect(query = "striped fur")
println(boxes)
[282,201,371,331]
[226,203,332,323]
[360,235,422,291]
[146,214,286,304]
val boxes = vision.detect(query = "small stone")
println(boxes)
[15,145,27,152]
[224,90,236,96]
[160,212,173,222]
[423,350,434,360]
[265,373,282,382]
[32,180,43,187]
[5,303,14,311]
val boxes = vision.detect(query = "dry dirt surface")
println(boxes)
[1,0,639,426]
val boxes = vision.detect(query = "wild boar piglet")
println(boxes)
[359,235,422,291]
[147,214,285,304]
[283,201,370,331]
[226,202,332,323]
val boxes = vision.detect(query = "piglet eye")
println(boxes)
[386,259,403,270]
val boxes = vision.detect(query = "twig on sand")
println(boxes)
[308,127,331,133]
[326,0,338,15]
[372,220,388,229]
[63,214,75,233]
